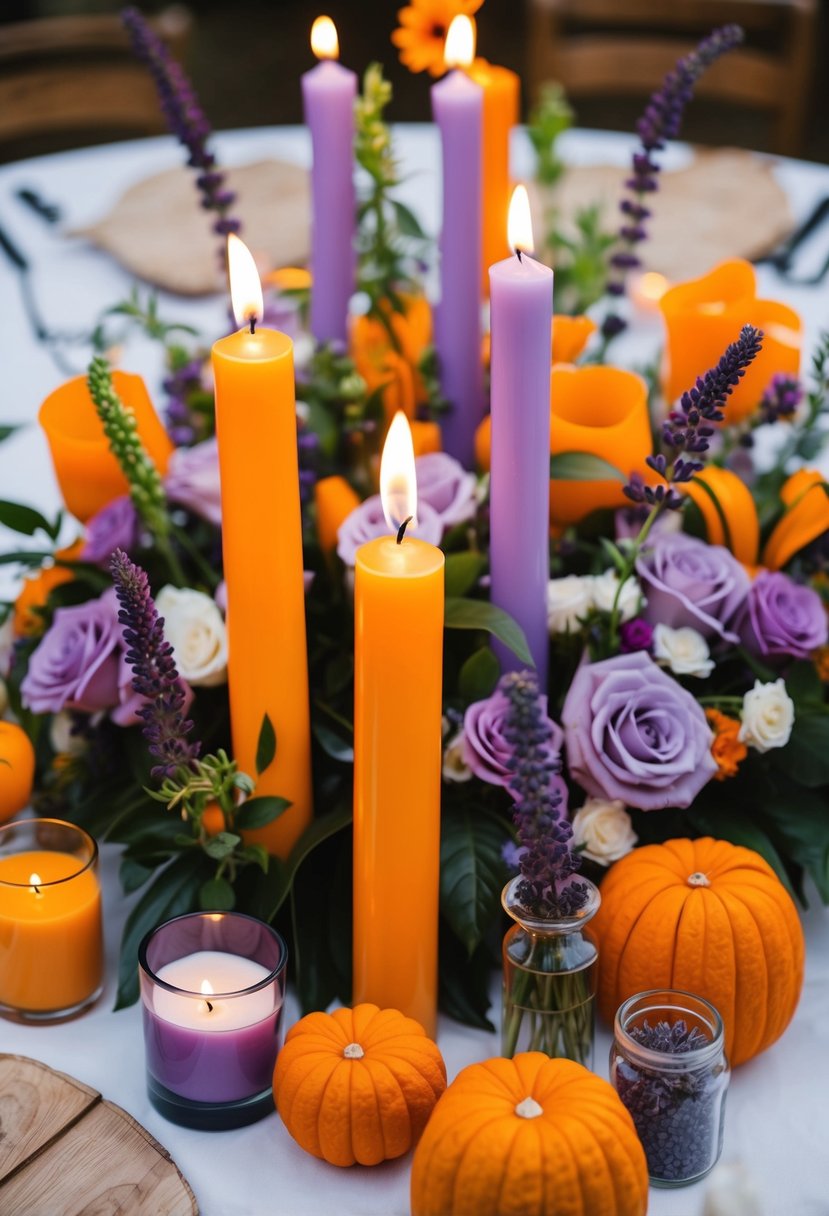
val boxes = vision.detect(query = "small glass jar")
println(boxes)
[501,876,600,1067]
[610,989,730,1187]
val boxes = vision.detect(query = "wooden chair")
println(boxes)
[0,7,192,158]
[526,0,819,156]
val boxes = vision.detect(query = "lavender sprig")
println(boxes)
[629,1018,710,1054]
[121,7,240,257]
[500,671,588,918]
[759,373,803,426]
[603,24,744,340]
[110,549,200,779]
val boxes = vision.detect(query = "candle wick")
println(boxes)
[32,884,41,896]
[396,515,413,545]
[205,1000,214,1013]
[515,248,523,263]
[249,315,257,334]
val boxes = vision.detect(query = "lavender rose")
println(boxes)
[562,651,717,811]
[415,453,477,527]
[637,532,749,642]
[81,496,139,564]
[739,571,828,660]
[21,588,122,714]
[336,494,443,566]
[165,437,222,526]
[463,686,568,810]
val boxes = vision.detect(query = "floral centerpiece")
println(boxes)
[1,3,827,1035]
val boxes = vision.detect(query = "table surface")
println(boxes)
[1,125,829,1216]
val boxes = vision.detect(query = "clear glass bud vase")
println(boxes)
[501,876,600,1067]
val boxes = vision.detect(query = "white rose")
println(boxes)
[156,586,228,688]
[590,570,643,622]
[49,710,88,757]
[739,678,794,752]
[653,623,715,678]
[703,1161,763,1216]
[0,614,14,676]
[547,576,594,635]
[443,731,472,783]
[571,797,638,866]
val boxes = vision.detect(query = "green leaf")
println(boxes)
[312,722,354,763]
[0,500,61,540]
[784,661,824,708]
[772,711,829,788]
[0,426,19,443]
[440,806,508,956]
[459,646,500,703]
[203,831,241,860]
[115,853,206,1009]
[119,856,156,894]
[598,537,630,574]
[240,844,270,874]
[199,876,236,911]
[757,787,829,903]
[550,452,625,483]
[445,597,534,667]
[689,474,733,553]
[235,796,291,830]
[292,833,352,1014]
[255,713,277,776]
[438,928,495,1031]
[444,552,487,598]
[254,803,353,923]
[392,199,426,239]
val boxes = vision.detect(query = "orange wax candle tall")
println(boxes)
[468,56,520,291]
[0,820,103,1017]
[353,412,445,1037]
[212,235,312,858]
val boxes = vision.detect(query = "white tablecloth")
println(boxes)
[1,126,829,1215]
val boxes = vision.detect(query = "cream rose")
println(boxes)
[49,710,88,756]
[443,731,472,783]
[156,585,228,688]
[547,576,594,635]
[653,623,715,678]
[571,797,638,866]
[739,678,794,752]
[590,570,643,622]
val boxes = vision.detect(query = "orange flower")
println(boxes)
[814,645,829,682]
[659,259,802,425]
[683,466,760,568]
[265,267,312,293]
[482,314,596,369]
[410,420,442,455]
[762,469,829,571]
[392,0,481,76]
[349,294,432,424]
[705,709,748,782]
[315,475,361,555]
[13,540,84,637]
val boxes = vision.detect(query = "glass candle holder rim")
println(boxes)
[501,874,601,933]
[138,910,288,999]
[614,988,725,1073]
[0,818,98,888]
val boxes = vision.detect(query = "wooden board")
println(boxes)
[0,1054,198,1216]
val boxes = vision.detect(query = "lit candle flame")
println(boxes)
[29,872,42,896]
[636,271,669,304]
[227,233,264,331]
[380,411,418,535]
[444,15,475,69]
[200,978,214,1013]
[507,185,534,256]
[311,15,339,60]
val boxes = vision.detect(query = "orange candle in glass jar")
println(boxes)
[352,413,444,1037]
[467,56,520,292]
[212,236,313,859]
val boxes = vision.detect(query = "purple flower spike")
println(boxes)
[760,373,803,425]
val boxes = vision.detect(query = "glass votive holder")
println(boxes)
[139,911,288,1131]
[0,818,103,1022]
[610,989,730,1187]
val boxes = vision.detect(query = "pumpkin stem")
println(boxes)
[687,872,711,887]
[343,1042,365,1059]
[514,1096,544,1120]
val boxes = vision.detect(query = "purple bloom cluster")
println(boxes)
[499,670,588,918]
[603,24,744,338]
[163,358,209,446]
[624,325,763,510]
[121,7,240,249]
[759,373,803,426]
[110,549,200,778]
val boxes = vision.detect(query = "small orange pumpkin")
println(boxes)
[274,1003,446,1167]
[0,722,36,824]
[593,837,805,1066]
[411,1053,648,1216]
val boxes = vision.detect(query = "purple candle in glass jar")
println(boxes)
[139,912,287,1130]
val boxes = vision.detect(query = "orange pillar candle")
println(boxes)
[0,819,103,1018]
[212,235,312,858]
[467,56,520,291]
[353,412,445,1036]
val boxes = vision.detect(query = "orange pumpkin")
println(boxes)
[274,1003,446,1167]
[0,722,36,824]
[593,837,805,1067]
[411,1053,648,1216]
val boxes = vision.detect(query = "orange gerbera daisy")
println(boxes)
[705,709,748,782]
[392,0,482,77]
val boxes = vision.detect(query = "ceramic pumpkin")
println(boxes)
[273,1003,446,1167]
[593,837,805,1066]
[411,1053,648,1216]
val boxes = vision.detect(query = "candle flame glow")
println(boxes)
[380,411,418,534]
[200,979,214,1013]
[227,233,264,330]
[444,15,475,69]
[636,271,669,303]
[311,15,339,60]
[29,872,42,894]
[507,185,534,255]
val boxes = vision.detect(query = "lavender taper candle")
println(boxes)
[488,186,553,685]
[301,16,357,345]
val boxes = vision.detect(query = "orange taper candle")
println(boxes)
[353,412,445,1037]
[212,235,312,857]
[468,56,520,292]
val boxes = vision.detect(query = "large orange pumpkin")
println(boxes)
[593,837,805,1067]
[273,1003,446,1167]
[411,1054,648,1216]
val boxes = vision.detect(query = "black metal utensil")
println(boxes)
[0,219,87,375]
[15,187,62,226]
[754,195,829,275]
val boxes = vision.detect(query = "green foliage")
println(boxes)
[440,805,508,955]
[255,713,277,775]
[550,452,626,482]
[527,84,573,189]
[445,597,534,667]
[550,205,615,316]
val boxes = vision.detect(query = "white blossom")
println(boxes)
[739,679,794,752]
[571,797,638,865]
[653,624,715,678]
